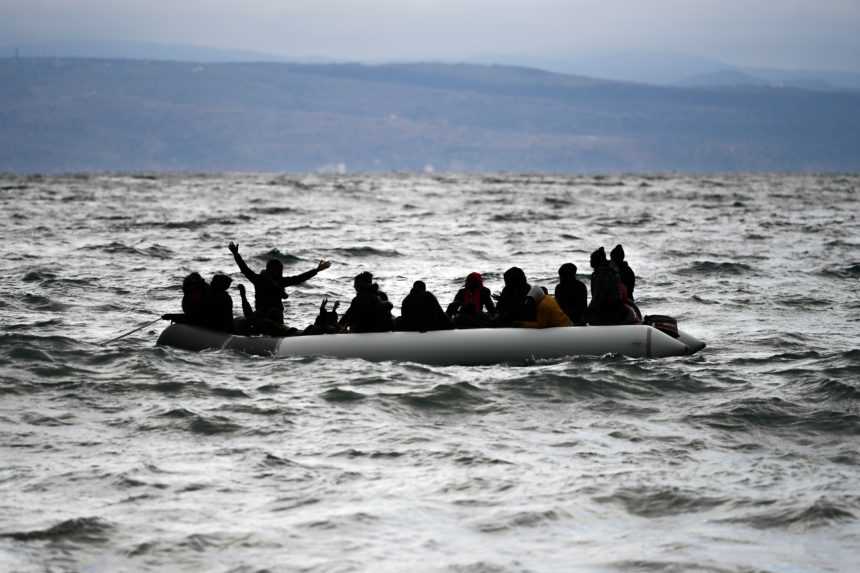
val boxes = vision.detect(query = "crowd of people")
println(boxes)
[167,242,640,336]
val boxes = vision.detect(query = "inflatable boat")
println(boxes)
[156,323,705,365]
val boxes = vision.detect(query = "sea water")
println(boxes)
[0,173,858,572]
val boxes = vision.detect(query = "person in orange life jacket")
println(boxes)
[515,285,573,328]
[495,266,532,326]
[446,272,496,328]
[554,263,587,325]
[396,281,452,331]
[228,241,331,332]
[586,247,638,325]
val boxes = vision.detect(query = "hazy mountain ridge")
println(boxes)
[2,58,859,173]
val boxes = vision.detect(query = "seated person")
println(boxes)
[304,297,340,335]
[203,274,234,332]
[586,247,639,326]
[446,272,496,328]
[495,266,532,326]
[554,263,587,325]
[180,272,208,327]
[610,244,636,301]
[515,285,572,328]
[397,281,452,332]
[339,272,394,333]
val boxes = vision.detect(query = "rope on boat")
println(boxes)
[100,316,164,345]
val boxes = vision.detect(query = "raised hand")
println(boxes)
[228,241,239,255]
[317,259,332,272]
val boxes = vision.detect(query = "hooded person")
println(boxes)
[554,262,588,325]
[228,241,330,335]
[610,244,636,301]
[495,266,532,326]
[180,272,209,327]
[586,247,638,325]
[203,273,234,332]
[339,271,394,333]
[397,281,452,332]
[446,272,496,328]
[515,285,573,328]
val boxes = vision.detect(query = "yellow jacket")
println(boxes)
[516,295,573,328]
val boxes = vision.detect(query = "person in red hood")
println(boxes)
[446,272,496,328]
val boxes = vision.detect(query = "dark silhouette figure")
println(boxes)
[397,281,452,331]
[181,272,208,327]
[304,297,340,335]
[554,263,588,325]
[610,244,636,301]
[203,274,234,332]
[228,241,330,335]
[495,266,532,326]
[339,272,394,333]
[586,247,637,325]
[446,272,496,328]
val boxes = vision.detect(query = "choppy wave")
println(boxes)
[2,172,859,572]
[2,517,112,543]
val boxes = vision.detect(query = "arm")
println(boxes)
[446,289,463,316]
[281,259,331,287]
[228,242,257,282]
[482,287,496,314]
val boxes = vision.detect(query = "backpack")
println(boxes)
[644,315,679,338]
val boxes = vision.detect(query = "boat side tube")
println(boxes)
[156,323,703,364]
[272,325,692,365]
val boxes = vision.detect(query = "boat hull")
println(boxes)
[156,324,705,365]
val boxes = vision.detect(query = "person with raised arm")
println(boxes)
[228,241,330,336]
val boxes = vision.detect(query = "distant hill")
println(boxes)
[677,69,771,88]
[1,58,859,173]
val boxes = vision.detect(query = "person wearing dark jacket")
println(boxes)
[397,281,452,331]
[586,247,638,325]
[181,272,208,327]
[339,272,394,333]
[203,274,234,332]
[304,297,340,335]
[610,244,636,301]
[228,241,330,335]
[554,263,587,325]
[446,272,496,328]
[495,266,532,326]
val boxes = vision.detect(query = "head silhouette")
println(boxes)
[465,272,483,289]
[558,263,578,282]
[265,259,284,279]
[503,266,527,288]
[590,247,608,269]
[211,274,232,292]
[182,272,206,294]
[354,271,374,292]
[610,244,625,264]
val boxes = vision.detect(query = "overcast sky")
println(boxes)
[3,0,859,71]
